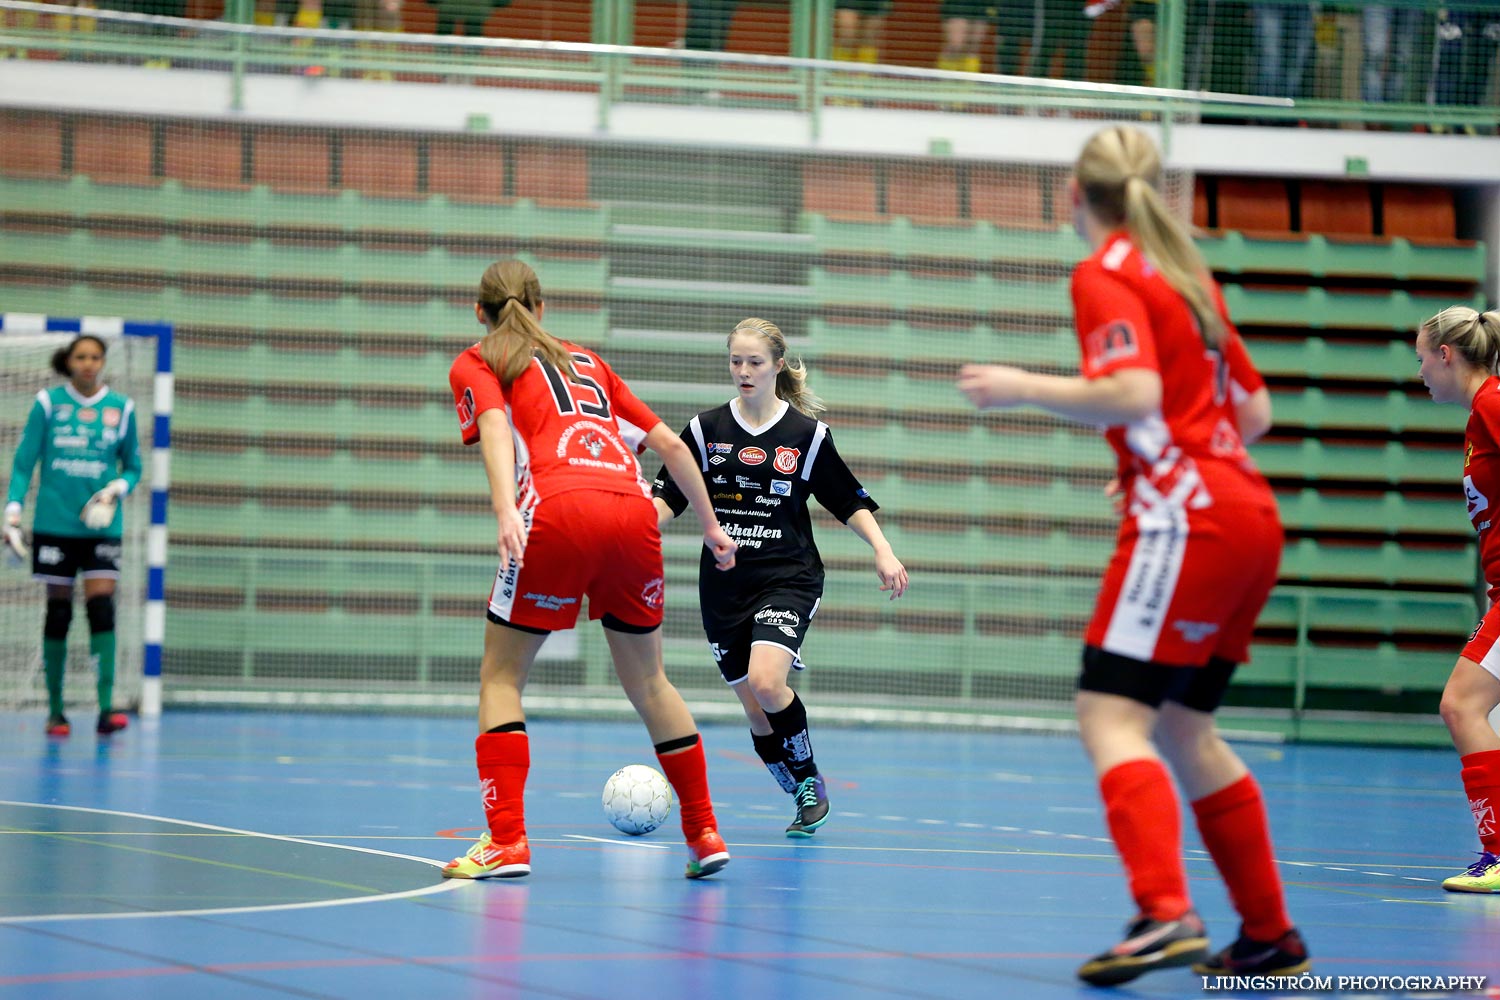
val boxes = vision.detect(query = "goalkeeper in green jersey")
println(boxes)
[5,335,142,737]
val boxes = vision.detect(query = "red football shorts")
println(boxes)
[1461,601,1500,682]
[1085,501,1282,667]
[488,489,665,632]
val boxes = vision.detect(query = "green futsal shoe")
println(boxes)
[1442,851,1500,893]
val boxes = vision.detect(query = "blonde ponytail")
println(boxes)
[475,259,577,387]
[1420,305,1500,374]
[1077,126,1226,349]
[730,318,825,417]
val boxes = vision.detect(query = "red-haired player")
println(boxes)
[444,259,737,881]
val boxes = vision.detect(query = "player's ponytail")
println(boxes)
[1420,305,1500,375]
[1076,125,1226,350]
[731,318,825,418]
[50,335,107,377]
[476,259,577,387]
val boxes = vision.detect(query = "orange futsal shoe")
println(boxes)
[443,832,531,879]
[684,828,730,880]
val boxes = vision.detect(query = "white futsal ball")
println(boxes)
[602,764,673,836]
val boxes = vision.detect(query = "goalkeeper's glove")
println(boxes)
[3,502,27,565]
[80,479,129,531]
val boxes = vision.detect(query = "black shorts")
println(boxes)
[1077,644,1238,713]
[706,591,821,686]
[31,533,122,585]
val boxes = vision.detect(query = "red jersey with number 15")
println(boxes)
[448,343,661,509]
[1072,232,1275,520]
[1463,376,1500,601]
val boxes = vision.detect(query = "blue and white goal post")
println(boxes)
[0,314,172,719]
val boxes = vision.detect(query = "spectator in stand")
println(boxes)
[832,0,890,65]
[1361,4,1425,105]
[939,0,994,74]
[1250,2,1313,100]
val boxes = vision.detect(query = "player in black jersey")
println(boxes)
[653,318,908,836]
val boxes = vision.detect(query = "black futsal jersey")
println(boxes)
[653,398,878,630]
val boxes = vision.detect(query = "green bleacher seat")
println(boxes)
[1275,487,1467,537]
[1279,537,1474,586]
[1199,231,1486,284]
[175,393,454,440]
[1247,336,1414,381]
[1250,439,1455,485]
[1223,284,1484,331]
[1269,386,1468,433]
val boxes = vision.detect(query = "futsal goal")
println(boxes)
[0,315,172,719]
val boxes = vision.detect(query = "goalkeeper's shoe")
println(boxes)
[96,711,129,735]
[684,828,729,879]
[442,832,530,879]
[1442,851,1500,893]
[45,714,70,737]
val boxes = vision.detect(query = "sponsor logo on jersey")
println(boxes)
[38,545,63,565]
[1085,320,1139,368]
[524,592,578,611]
[457,387,477,430]
[722,522,783,548]
[712,475,727,484]
[707,442,733,454]
[55,405,73,421]
[641,576,664,609]
[856,487,869,499]
[713,492,741,502]
[755,608,800,627]
[736,476,762,490]
[779,625,798,637]
[95,544,122,561]
[1171,620,1220,643]
[102,408,121,428]
[49,457,107,478]
[77,408,97,423]
[771,480,792,496]
[579,431,609,458]
[556,420,632,472]
[709,454,727,466]
[755,495,781,506]
[52,435,88,448]
[773,446,800,474]
[739,446,767,466]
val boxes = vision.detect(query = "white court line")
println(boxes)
[563,834,671,850]
[0,800,467,925]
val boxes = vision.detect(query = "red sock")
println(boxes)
[1191,773,1291,942]
[475,731,528,843]
[656,735,716,837]
[1460,749,1500,854]
[1100,758,1190,921]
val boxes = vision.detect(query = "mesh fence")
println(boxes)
[0,7,1485,728]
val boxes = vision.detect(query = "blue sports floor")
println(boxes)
[0,710,1497,999]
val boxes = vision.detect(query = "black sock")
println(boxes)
[751,729,798,793]
[764,692,817,784]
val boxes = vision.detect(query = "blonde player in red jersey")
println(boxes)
[958,126,1308,986]
[1415,305,1500,894]
[444,259,739,881]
